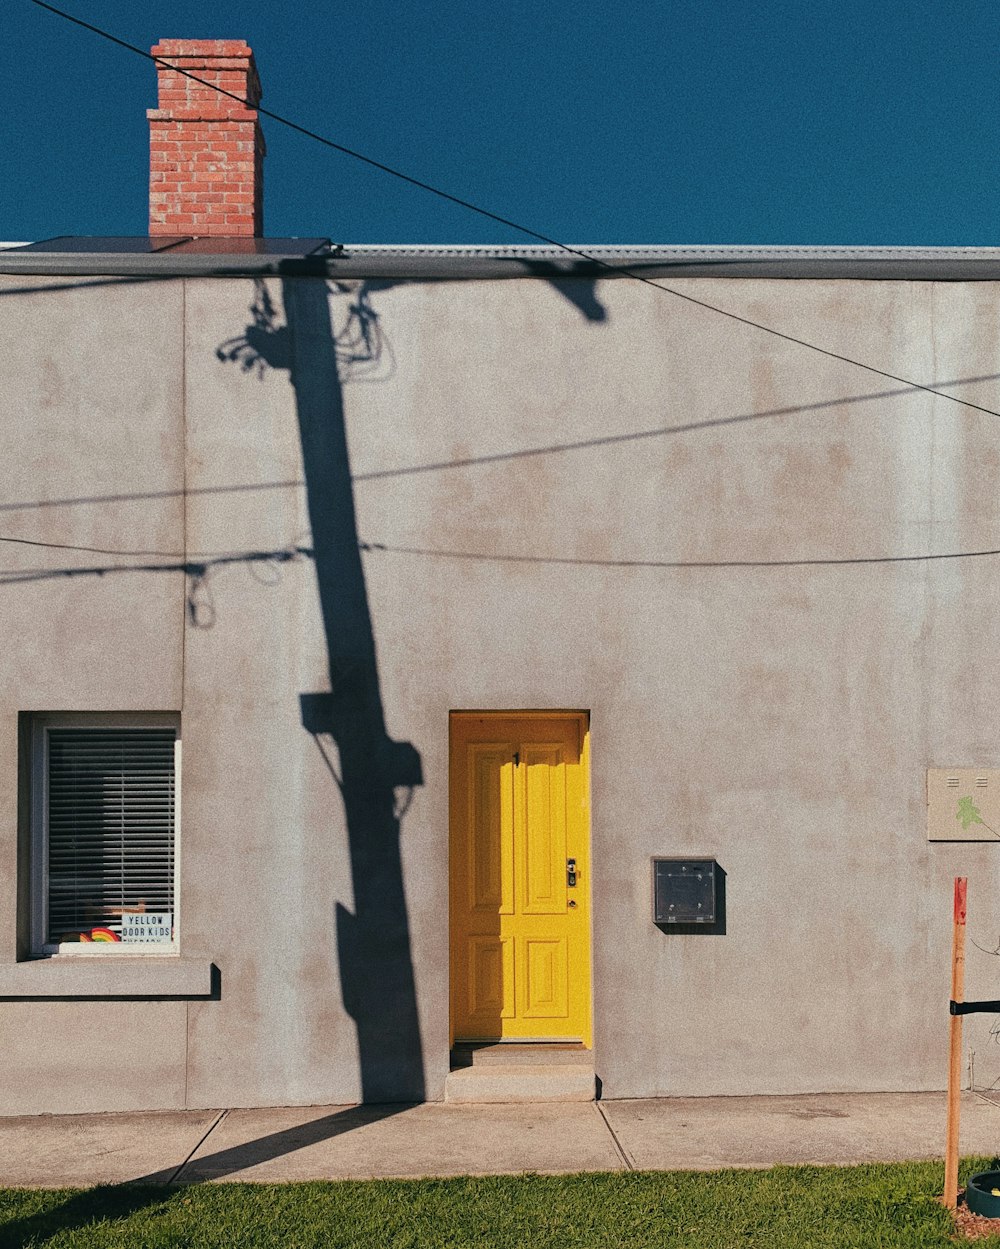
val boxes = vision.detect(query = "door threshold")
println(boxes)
[457,1038,586,1046]
[450,1041,592,1070]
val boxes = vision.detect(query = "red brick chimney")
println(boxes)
[147,40,265,237]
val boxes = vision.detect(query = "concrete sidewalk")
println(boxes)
[4,1092,1000,1188]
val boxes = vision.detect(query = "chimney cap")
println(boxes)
[151,39,256,59]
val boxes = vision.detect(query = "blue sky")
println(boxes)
[4,0,1000,245]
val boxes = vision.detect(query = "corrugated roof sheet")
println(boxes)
[3,240,1000,279]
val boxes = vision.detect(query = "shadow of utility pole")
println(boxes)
[284,277,425,1105]
[216,276,425,1105]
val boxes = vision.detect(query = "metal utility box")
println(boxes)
[652,858,717,924]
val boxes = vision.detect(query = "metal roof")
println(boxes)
[3,239,1000,280]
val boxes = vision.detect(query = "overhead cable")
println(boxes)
[5,535,1000,576]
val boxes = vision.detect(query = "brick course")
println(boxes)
[147,39,265,236]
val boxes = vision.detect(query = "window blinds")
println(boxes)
[46,727,176,943]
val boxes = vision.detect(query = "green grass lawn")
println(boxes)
[0,1160,995,1249]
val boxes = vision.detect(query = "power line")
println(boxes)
[1,371,1000,521]
[0,533,182,557]
[0,544,311,585]
[352,375,1000,482]
[0,532,310,561]
[0,478,305,514]
[27,0,1000,427]
[6,536,1000,580]
[359,540,1000,570]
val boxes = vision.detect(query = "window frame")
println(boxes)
[29,712,181,957]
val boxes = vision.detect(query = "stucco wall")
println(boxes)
[2,270,999,1112]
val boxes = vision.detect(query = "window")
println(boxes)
[30,714,179,954]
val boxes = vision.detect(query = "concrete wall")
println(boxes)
[2,269,1000,1112]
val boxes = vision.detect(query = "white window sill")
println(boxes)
[0,957,214,998]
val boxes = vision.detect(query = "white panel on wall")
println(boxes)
[928,769,1000,841]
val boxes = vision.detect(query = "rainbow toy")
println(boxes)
[89,928,120,943]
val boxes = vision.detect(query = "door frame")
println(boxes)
[448,709,593,1048]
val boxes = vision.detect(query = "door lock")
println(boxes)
[567,858,577,887]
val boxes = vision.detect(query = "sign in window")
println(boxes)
[119,911,173,945]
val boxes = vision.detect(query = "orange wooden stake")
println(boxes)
[945,875,967,1210]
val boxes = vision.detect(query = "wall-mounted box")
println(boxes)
[652,858,717,924]
[928,769,1000,841]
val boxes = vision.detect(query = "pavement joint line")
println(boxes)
[167,1108,229,1185]
[595,1102,634,1171]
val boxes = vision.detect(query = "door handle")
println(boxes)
[567,858,577,887]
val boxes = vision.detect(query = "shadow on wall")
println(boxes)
[219,277,426,1105]
[520,263,608,323]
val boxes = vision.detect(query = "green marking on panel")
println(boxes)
[957,796,985,830]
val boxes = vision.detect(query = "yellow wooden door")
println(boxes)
[450,712,591,1045]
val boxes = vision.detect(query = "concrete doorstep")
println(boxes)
[444,1065,596,1103]
[444,1043,596,1103]
[2,1091,999,1189]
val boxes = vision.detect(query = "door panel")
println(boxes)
[450,712,591,1044]
[468,935,514,1019]
[523,746,566,914]
[469,747,514,914]
[523,937,568,1017]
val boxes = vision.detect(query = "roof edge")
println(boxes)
[5,242,1000,280]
